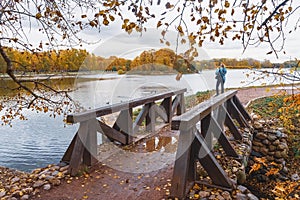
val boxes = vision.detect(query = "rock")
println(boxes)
[236,193,248,200]
[251,151,262,157]
[21,194,30,200]
[216,194,225,200]
[51,170,59,176]
[9,197,18,200]
[267,134,277,141]
[11,177,20,183]
[43,184,51,191]
[252,140,263,147]
[266,155,274,162]
[256,132,267,140]
[0,191,6,198]
[269,145,276,151]
[222,191,232,200]
[277,143,287,150]
[281,166,289,174]
[274,151,282,158]
[291,173,300,181]
[49,178,61,186]
[247,193,259,200]
[199,191,210,198]
[59,165,69,172]
[273,139,280,146]
[237,170,247,185]
[253,122,263,129]
[262,139,270,145]
[237,185,248,193]
[260,147,269,155]
[33,180,45,188]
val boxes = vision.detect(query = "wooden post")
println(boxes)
[200,114,214,151]
[146,103,156,132]
[160,97,172,123]
[170,128,195,199]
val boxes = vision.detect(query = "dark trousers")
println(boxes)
[216,79,224,95]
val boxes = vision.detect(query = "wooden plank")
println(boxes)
[176,93,185,115]
[220,105,242,140]
[97,121,127,144]
[113,109,133,144]
[146,103,156,132]
[172,90,238,130]
[194,129,233,188]
[61,133,78,163]
[171,94,181,116]
[153,104,168,122]
[68,121,89,176]
[83,119,98,166]
[170,129,195,199]
[210,117,239,158]
[226,99,250,128]
[233,95,252,121]
[160,97,172,123]
[67,88,187,123]
[201,114,213,151]
[133,105,149,134]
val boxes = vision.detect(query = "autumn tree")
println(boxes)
[1,0,300,124]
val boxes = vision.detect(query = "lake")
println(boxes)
[0,68,297,172]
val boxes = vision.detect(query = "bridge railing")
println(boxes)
[61,88,187,175]
[170,90,252,199]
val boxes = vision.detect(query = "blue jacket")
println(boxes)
[216,67,227,82]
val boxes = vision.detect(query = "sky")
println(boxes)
[11,0,300,63]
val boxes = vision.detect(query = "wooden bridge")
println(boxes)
[61,88,186,175]
[61,89,253,199]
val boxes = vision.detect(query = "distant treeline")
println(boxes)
[0,47,297,74]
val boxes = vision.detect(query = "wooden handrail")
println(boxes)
[67,88,187,123]
[172,90,238,130]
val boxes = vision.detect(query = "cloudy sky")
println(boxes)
[14,0,300,63]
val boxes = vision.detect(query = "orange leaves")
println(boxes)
[271,181,300,198]
[249,163,261,174]
[265,168,279,176]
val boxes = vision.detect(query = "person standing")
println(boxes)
[215,63,227,95]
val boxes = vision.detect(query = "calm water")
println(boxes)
[0,69,297,172]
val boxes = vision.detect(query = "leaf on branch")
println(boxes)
[177,25,183,33]
[225,1,230,8]
[35,13,42,19]
[267,51,273,55]
[157,20,162,28]
[165,2,174,9]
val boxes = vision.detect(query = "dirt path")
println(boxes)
[31,86,299,200]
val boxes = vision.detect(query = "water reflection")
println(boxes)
[134,136,178,153]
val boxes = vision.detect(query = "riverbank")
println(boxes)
[1,86,299,200]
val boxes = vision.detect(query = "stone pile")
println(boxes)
[251,119,288,164]
[188,183,259,200]
[0,163,69,200]
[247,119,289,182]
